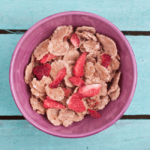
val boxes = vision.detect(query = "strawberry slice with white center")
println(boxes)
[40,54,56,64]
[63,88,71,97]
[70,33,80,47]
[73,52,87,77]
[101,54,111,68]
[78,84,101,97]
[88,109,101,118]
[49,68,66,88]
[43,96,66,109]
[69,77,85,87]
[67,93,85,112]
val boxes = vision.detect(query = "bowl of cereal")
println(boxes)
[9,11,137,138]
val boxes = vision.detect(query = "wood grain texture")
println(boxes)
[0,120,150,149]
[0,34,149,115]
[0,0,150,30]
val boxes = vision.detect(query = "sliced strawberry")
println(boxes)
[73,52,87,77]
[88,109,101,118]
[69,77,85,87]
[49,68,66,88]
[43,98,66,109]
[40,54,56,64]
[33,64,51,80]
[87,99,99,107]
[78,84,101,97]
[70,33,80,47]
[67,93,85,112]
[63,88,71,97]
[101,54,111,68]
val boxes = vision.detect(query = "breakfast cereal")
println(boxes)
[24,25,121,127]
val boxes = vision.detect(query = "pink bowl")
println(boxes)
[9,11,137,138]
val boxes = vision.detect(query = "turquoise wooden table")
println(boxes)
[0,0,150,149]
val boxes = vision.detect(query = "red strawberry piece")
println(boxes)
[87,99,99,107]
[67,93,85,112]
[69,77,85,87]
[101,54,111,68]
[33,64,51,80]
[78,84,101,97]
[49,68,66,88]
[63,88,71,97]
[88,109,101,118]
[43,98,66,109]
[73,52,87,77]
[40,54,56,64]
[70,33,80,47]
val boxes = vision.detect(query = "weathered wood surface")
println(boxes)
[0,0,150,30]
[0,35,149,115]
[0,120,150,149]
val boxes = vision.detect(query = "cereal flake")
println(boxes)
[25,55,37,84]
[63,50,80,62]
[94,96,110,110]
[84,62,95,78]
[96,33,117,58]
[95,63,110,81]
[76,26,96,34]
[30,76,52,94]
[46,108,62,126]
[83,40,100,53]
[33,39,49,60]
[30,95,46,115]
[109,87,120,101]
[58,109,75,127]
[108,72,121,94]
[45,86,65,101]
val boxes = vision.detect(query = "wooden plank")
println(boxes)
[0,0,150,30]
[0,35,150,115]
[125,36,150,115]
[0,120,149,149]
[0,35,22,115]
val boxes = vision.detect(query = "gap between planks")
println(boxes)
[0,115,150,120]
[1,30,150,35]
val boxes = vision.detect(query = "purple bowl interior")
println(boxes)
[10,12,137,138]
